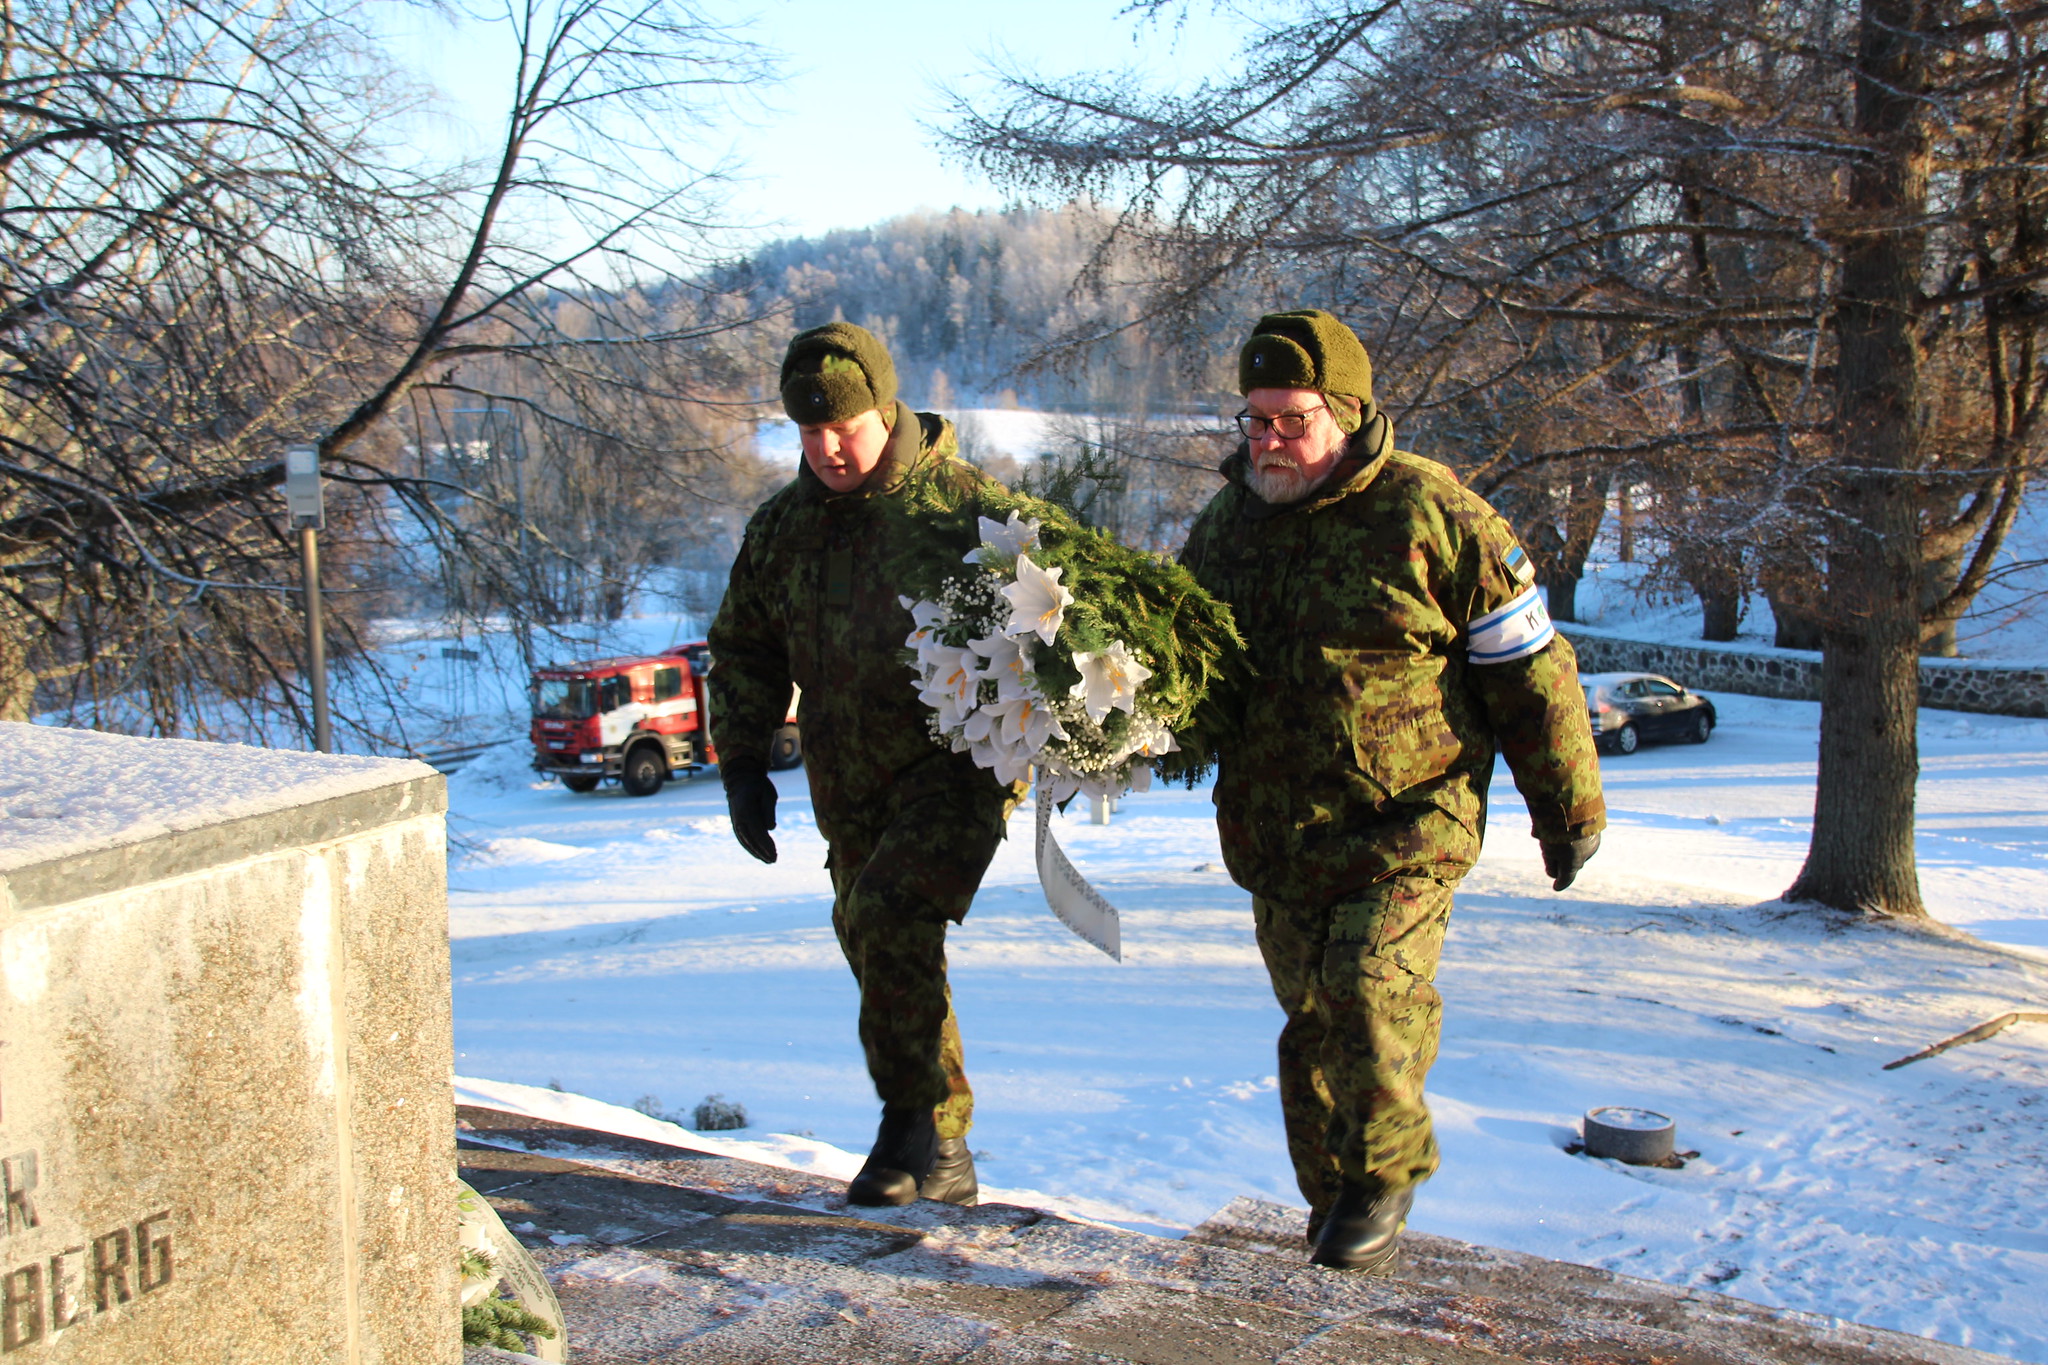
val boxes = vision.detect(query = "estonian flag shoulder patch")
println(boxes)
[1502,542,1536,587]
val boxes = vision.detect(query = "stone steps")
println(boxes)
[456,1106,2012,1365]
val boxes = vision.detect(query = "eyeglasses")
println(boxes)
[1234,405,1329,440]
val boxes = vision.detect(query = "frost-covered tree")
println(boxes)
[947,0,2048,921]
[0,0,773,747]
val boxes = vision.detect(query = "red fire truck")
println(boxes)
[529,641,800,796]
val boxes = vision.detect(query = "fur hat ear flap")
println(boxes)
[1327,393,1365,434]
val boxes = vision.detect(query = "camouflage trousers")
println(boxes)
[825,798,1004,1142]
[1251,874,1456,1218]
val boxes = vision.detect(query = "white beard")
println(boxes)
[1246,457,1338,505]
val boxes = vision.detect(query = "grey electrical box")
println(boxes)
[284,445,324,528]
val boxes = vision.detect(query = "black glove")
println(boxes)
[723,762,778,864]
[1541,832,1601,891]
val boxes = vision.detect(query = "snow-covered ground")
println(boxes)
[447,691,2048,1362]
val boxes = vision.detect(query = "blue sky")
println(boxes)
[382,0,1241,243]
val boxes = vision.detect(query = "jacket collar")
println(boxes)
[1219,410,1395,520]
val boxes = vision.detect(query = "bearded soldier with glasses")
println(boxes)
[1179,310,1606,1273]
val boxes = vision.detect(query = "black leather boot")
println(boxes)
[846,1105,939,1207]
[918,1136,979,1206]
[1310,1182,1412,1273]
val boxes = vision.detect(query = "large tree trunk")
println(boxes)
[1545,569,1581,624]
[1676,548,1744,641]
[1765,581,1826,650]
[1699,585,1742,642]
[1760,538,1828,649]
[1786,0,1931,918]
[1538,474,1609,624]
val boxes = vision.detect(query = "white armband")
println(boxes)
[1467,586,1554,664]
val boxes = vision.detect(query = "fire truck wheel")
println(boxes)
[559,773,600,793]
[768,723,803,771]
[620,744,668,797]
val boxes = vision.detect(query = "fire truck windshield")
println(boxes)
[534,677,624,719]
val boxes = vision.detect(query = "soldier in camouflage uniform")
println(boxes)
[1179,310,1606,1271]
[708,323,1020,1207]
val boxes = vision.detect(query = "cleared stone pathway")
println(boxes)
[457,1106,2013,1365]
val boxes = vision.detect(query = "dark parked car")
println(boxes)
[1582,672,1717,754]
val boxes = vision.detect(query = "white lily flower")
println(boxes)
[1108,714,1181,766]
[1139,721,1181,756]
[989,739,1035,786]
[969,630,1037,701]
[962,701,1005,746]
[920,687,974,733]
[1002,554,1074,645]
[918,644,983,714]
[999,692,1068,755]
[1068,640,1153,723]
[963,511,1042,565]
[964,727,1032,785]
[903,598,951,651]
[1105,716,1187,769]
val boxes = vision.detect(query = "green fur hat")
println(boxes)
[780,322,898,425]
[1237,309,1373,432]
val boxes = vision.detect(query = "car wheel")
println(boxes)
[1614,722,1640,755]
[620,744,667,797]
[1688,712,1712,744]
[559,772,600,793]
[768,723,803,771]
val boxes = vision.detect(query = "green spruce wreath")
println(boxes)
[885,477,1246,782]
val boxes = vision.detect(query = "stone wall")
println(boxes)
[1561,627,2048,718]
[0,724,458,1364]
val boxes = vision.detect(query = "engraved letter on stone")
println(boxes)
[136,1212,173,1293]
[0,1153,38,1236]
[91,1229,131,1311]
[47,1248,87,1330]
[1,1263,43,1349]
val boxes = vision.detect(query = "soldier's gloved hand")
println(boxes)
[723,762,778,864]
[1541,833,1600,891]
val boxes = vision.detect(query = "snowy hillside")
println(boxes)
[446,692,2048,1362]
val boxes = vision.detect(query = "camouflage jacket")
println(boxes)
[708,402,1016,847]
[1178,418,1605,904]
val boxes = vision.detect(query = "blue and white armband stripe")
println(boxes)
[1467,586,1555,664]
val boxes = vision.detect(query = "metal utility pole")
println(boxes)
[284,445,332,753]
